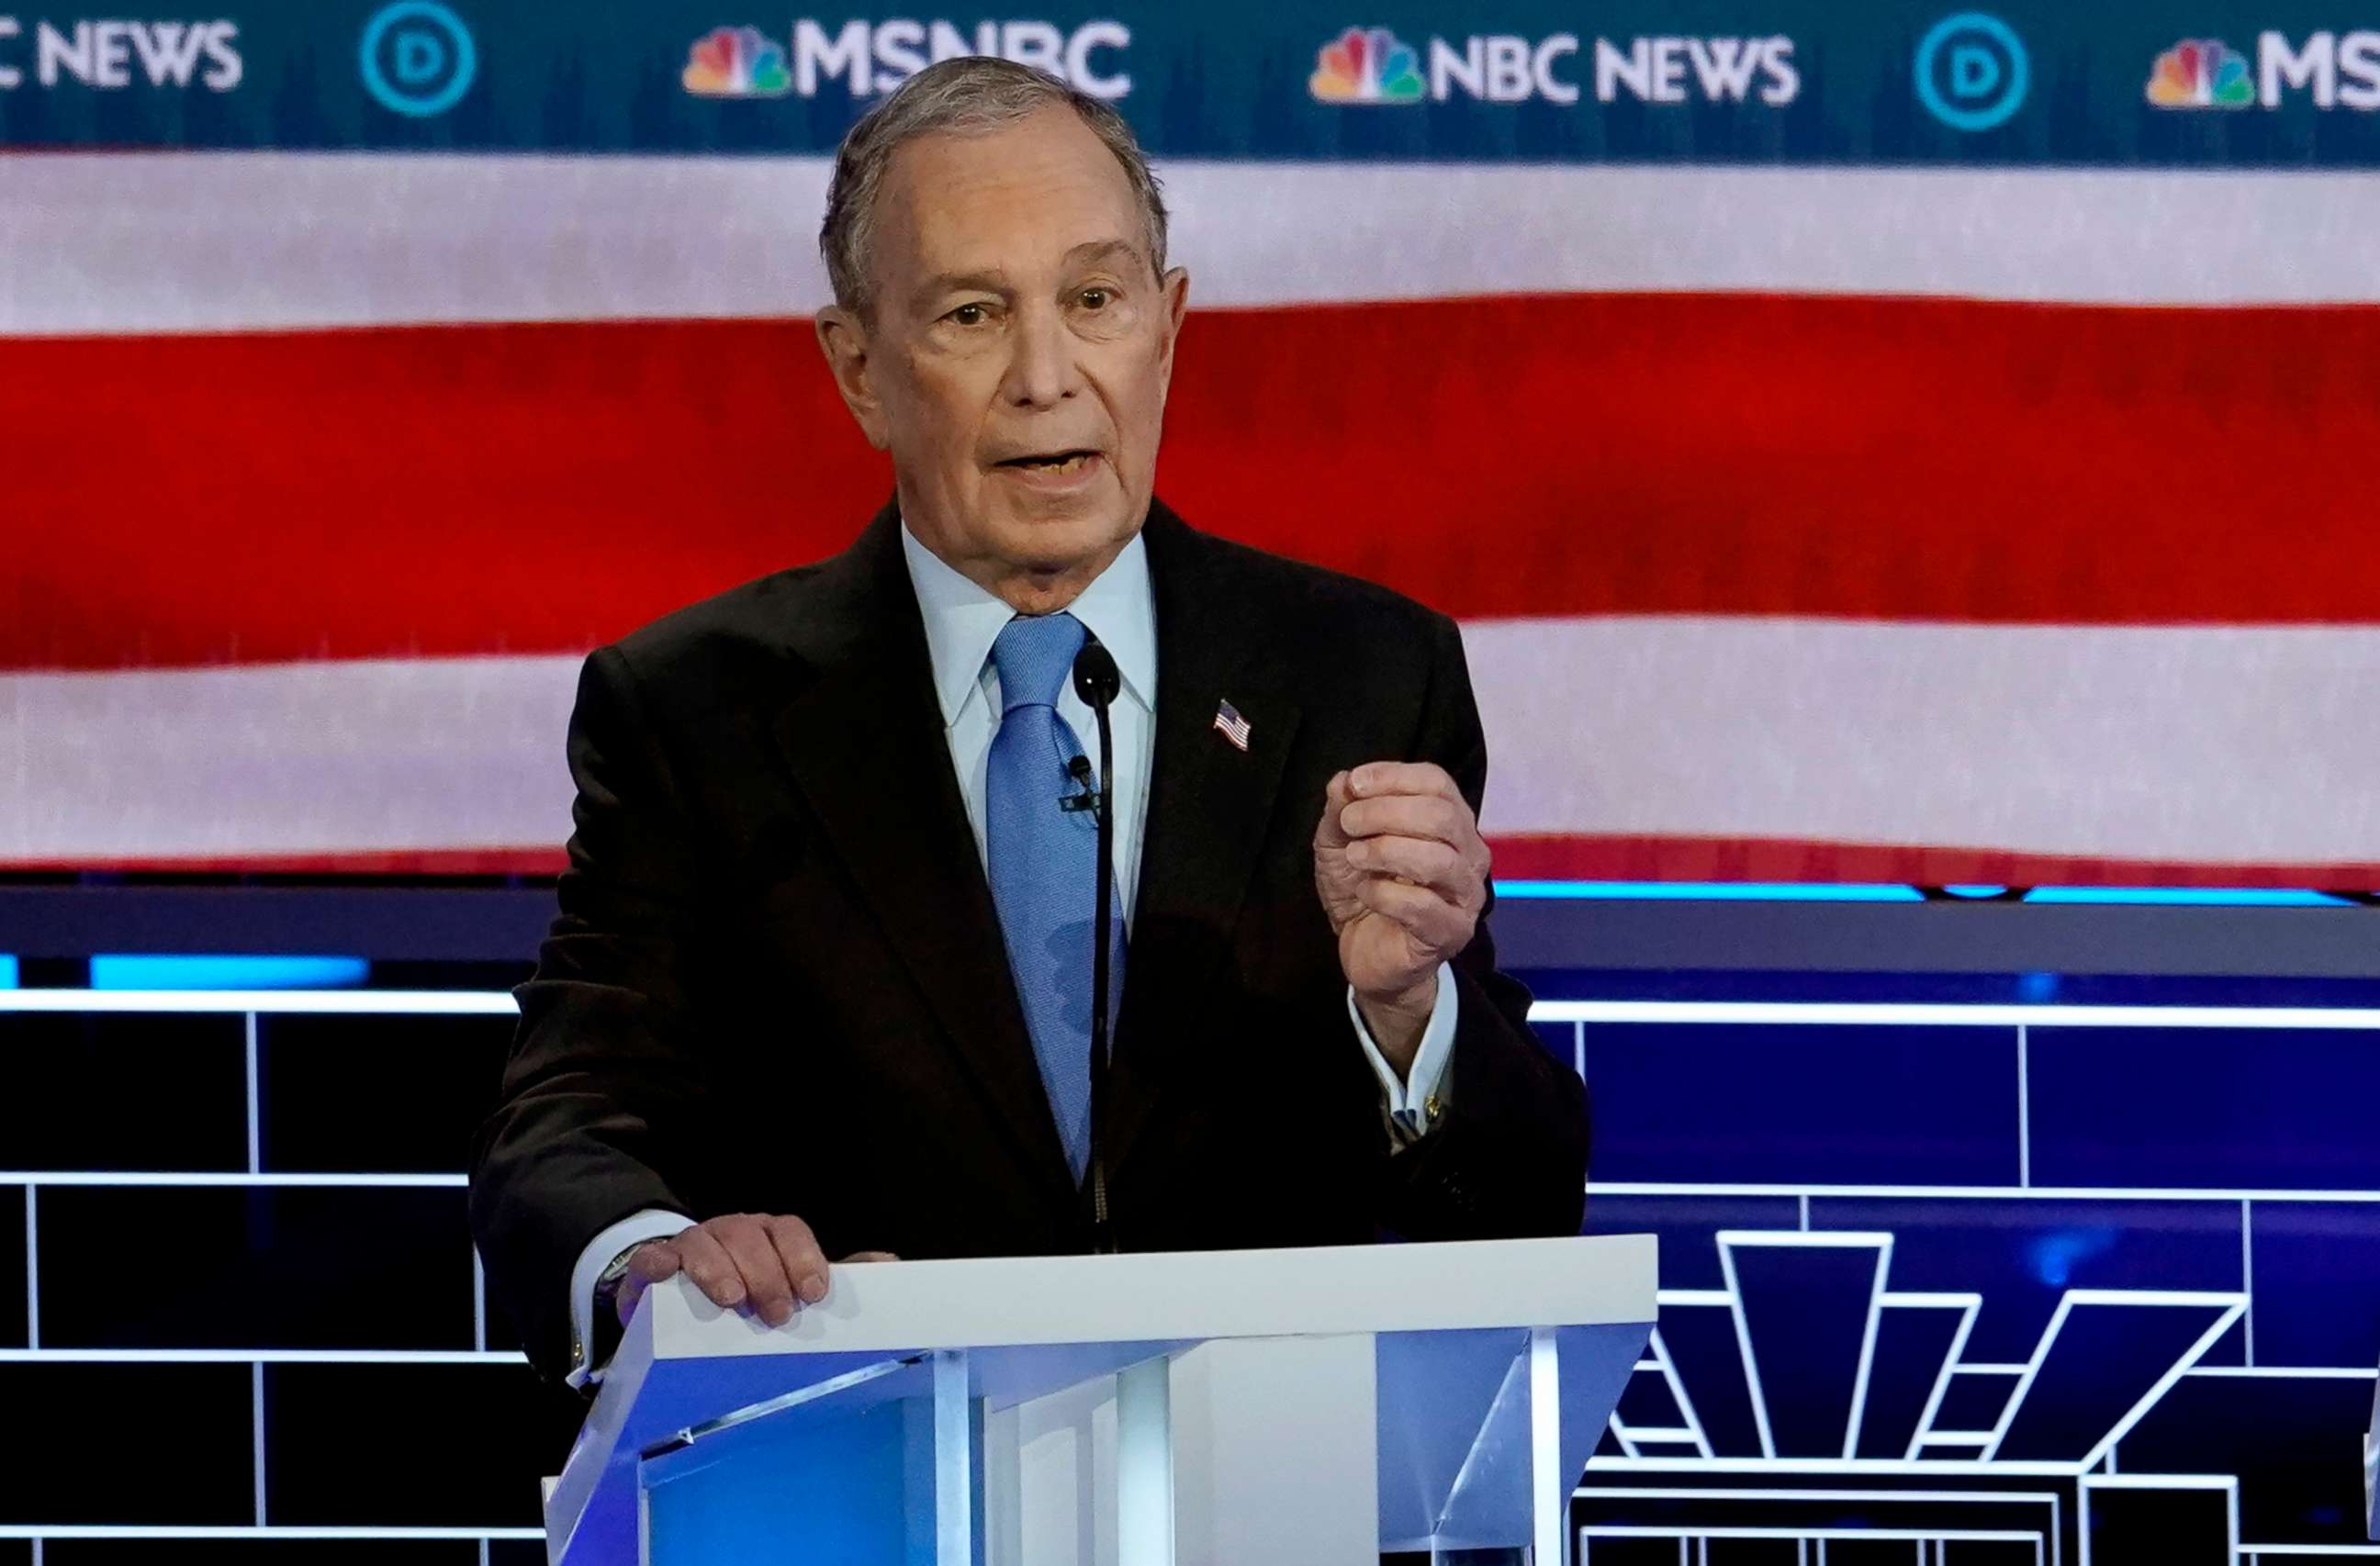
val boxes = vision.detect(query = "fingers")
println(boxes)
[1337,791,1475,851]
[1347,761,1465,806]
[839,1250,900,1263]
[671,1224,753,1313]
[1352,823,1494,894]
[637,1216,853,1329]
[1323,766,1476,849]
[673,1215,793,1326]
[1330,766,1485,892]
[718,1214,806,1326]
[1313,769,1354,850]
[1353,873,1475,953]
[626,1237,684,1286]
[764,1214,832,1309]
[614,1237,681,1326]
[1336,787,1488,912]
[1342,834,1478,905]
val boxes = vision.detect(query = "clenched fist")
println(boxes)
[614,1212,896,1327]
[1313,761,1490,1072]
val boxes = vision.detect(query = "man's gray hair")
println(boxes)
[819,57,1169,318]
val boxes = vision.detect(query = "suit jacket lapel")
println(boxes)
[1108,506,1302,1180]
[771,507,1079,1205]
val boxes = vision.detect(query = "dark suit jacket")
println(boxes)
[469,501,1589,1384]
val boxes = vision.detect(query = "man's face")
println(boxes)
[817,106,1188,604]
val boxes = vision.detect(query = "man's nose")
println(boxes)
[1001,303,1083,409]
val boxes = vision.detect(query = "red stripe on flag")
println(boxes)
[12,835,2374,889]
[8,294,2380,671]
[0,847,569,876]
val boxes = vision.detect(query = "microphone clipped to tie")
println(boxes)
[1071,633,1122,1252]
[1062,754,1098,816]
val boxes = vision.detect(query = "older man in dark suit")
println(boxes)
[469,55,1589,1389]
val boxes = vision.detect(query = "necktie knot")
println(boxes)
[990,611,1086,716]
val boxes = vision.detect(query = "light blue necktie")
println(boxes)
[985,610,1125,1184]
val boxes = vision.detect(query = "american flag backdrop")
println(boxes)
[6,3,2379,886]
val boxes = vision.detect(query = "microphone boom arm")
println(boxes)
[1072,635,1123,1253]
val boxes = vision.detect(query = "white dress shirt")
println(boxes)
[562,523,1457,1385]
[902,520,1158,925]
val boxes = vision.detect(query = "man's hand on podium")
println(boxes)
[614,1213,898,1328]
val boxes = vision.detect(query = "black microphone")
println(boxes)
[1062,754,1097,813]
[1072,638,1121,710]
[1071,635,1121,1252]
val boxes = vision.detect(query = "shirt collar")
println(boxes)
[899,520,1157,728]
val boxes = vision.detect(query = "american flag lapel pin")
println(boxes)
[1211,698,1252,751]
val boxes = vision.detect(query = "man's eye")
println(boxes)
[1079,288,1112,310]
[948,303,990,326]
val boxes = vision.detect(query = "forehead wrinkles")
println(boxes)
[873,123,1151,295]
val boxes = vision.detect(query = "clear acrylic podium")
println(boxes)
[544,1234,1656,1565]
[2366,1361,2378,1538]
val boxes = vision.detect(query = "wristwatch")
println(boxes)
[586,1238,663,1373]
[591,1239,653,1325]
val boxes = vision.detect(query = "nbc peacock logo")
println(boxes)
[683,25,791,97]
[1310,25,1426,104]
[2146,38,2254,107]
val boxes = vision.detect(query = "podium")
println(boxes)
[545,1234,1656,1565]
[2367,1364,2378,1538]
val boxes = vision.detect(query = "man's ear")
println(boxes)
[815,306,891,451]
[1153,266,1190,401]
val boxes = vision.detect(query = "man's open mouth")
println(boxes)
[994,450,1099,475]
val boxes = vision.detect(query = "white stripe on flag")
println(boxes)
[2,156,2375,335]
[1465,616,2380,865]
[0,654,580,861]
[7,622,2380,865]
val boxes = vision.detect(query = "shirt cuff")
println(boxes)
[1346,961,1459,1145]
[566,1207,691,1390]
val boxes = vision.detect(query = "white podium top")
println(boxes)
[637,1232,1656,1363]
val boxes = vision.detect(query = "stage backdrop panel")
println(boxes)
[6,0,2379,884]
[11,967,2380,1557]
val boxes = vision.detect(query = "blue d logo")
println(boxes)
[1951,45,1999,97]
[360,0,477,117]
[395,30,445,85]
[1915,12,2028,131]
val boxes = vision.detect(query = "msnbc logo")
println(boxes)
[1310,26,1423,103]
[683,25,791,96]
[2148,37,2254,106]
